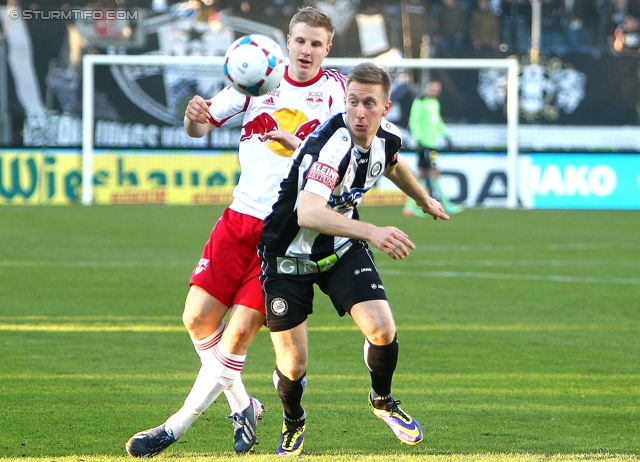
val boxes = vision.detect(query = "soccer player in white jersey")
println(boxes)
[258,63,449,456]
[125,7,345,458]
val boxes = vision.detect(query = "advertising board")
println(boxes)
[2,150,638,209]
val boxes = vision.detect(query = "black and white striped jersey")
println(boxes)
[260,113,401,261]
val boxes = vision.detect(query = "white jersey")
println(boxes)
[208,68,346,219]
[261,114,402,261]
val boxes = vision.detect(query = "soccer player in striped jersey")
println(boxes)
[125,6,346,457]
[259,63,449,456]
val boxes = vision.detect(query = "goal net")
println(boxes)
[81,55,519,207]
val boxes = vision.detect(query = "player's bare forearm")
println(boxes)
[184,118,213,138]
[298,191,374,240]
[259,130,301,151]
[384,156,449,221]
[384,155,427,200]
[184,95,214,138]
[297,191,414,260]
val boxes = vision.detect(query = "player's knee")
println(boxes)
[366,326,396,346]
[291,364,307,382]
[277,361,307,381]
[181,302,215,336]
[223,324,252,350]
[182,308,196,331]
[224,309,264,349]
[182,288,228,336]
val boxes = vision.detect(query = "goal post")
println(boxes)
[81,54,519,207]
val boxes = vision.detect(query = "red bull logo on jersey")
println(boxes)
[240,109,320,158]
[306,92,324,109]
[293,119,321,141]
[240,113,279,142]
[193,258,210,275]
[306,162,340,190]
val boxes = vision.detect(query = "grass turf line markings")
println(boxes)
[379,269,640,285]
[2,258,639,268]
[4,263,638,284]
[1,322,638,333]
[0,260,193,267]
[401,260,640,268]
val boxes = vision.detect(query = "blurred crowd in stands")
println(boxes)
[457,0,640,56]
[6,0,640,56]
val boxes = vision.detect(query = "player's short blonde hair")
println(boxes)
[346,63,392,101]
[289,6,335,44]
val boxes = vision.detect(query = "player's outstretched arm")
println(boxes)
[384,155,449,221]
[297,191,415,260]
[184,95,214,138]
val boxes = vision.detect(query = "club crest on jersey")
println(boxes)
[193,258,210,275]
[370,161,383,177]
[306,92,324,109]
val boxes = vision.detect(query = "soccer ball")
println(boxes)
[223,35,285,97]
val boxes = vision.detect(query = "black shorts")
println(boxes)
[260,240,387,332]
[415,143,436,170]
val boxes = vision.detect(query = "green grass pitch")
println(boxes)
[0,205,638,462]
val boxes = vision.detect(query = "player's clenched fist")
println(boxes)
[185,95,212,125]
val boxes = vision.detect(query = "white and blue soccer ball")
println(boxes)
[223,34,285,97]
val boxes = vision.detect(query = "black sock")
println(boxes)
[274,368,307,423]
[364,335,398,397]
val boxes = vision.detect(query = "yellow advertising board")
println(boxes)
[0,150,241,205]
[1,150,405,206]
[0,150,82,205]
[91,152,239,205]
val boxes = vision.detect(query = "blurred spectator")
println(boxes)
[432,0,467,54]
[500,0,531,51]
[232,0,298,36]
[563,0,597,53]
[13,0,640,58]
[611,0,640,24]
[407,0,428,58]
[612,14,640,52]
[610,0,629,24]
[541,0,565,53]
[470,0,500,51]
[608,0,640,53]
[151,0,168,13]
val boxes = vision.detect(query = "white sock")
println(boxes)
[188,321,251,415]
[165,362,232,439]
[192,320,226,364]
[224,379,251,414]
[164,322,229,439]
[213,343,250,414]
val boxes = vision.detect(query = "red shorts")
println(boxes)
[190,208,265,313]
